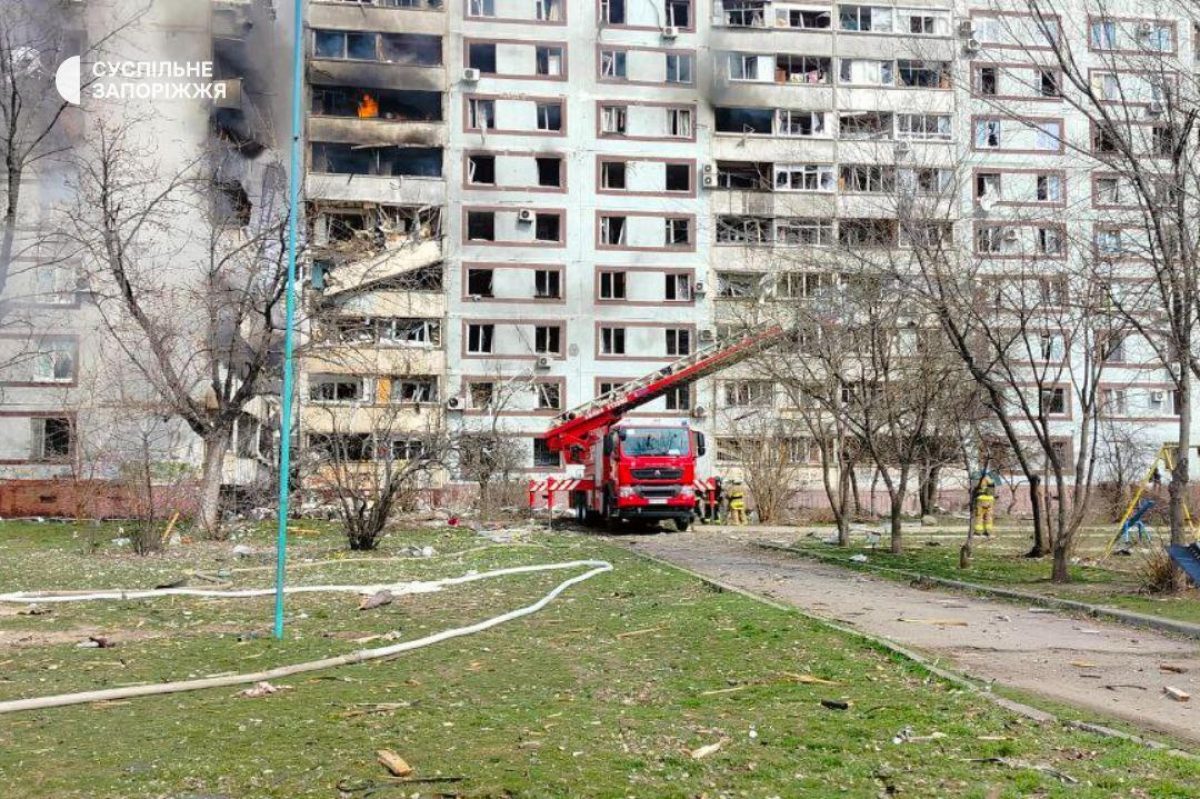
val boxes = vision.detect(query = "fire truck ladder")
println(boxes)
[542,325,786,457]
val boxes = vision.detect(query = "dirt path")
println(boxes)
[615,528,1200,745]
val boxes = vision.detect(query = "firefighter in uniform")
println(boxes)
[973,472,996,538]
[728,480,748,526]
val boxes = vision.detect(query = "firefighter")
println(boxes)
[728,480,748,526]
[709,477,725,524]
[972,472,996,538]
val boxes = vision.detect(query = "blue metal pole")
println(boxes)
[274,0,306,640]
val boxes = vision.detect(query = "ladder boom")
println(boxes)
[542,326,785,453]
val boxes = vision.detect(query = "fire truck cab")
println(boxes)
[572,421,705,530]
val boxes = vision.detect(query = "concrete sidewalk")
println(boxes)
[614,528,1200,745]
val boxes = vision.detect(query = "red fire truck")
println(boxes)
[530,327,784,530]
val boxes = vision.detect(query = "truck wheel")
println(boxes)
[573,493,587,524]
[674,516,691,532]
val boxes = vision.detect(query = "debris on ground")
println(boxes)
[232,544,254,558]
[897,617,968,627]
[689,741,723,760]
[18,604,50,616]
[968,757,1077,784]
[1163,686,1191,702]
[376,749,414,777]
[239,681,286,698]
[893,727,947,744]
[358,590,394,611]
[849,554,869,563]
[785,672,837,685]
[1160,663,1189,674]
[820,699,850,710]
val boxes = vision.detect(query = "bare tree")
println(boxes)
[717,413,803,523]
[972,0,1200,585]
[60,117,290,536]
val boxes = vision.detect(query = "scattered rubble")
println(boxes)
[358,590,394,611]
[1163,686,1191,702]
[376,749,414,777]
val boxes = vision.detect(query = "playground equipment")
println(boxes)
[1105,444,1196,560]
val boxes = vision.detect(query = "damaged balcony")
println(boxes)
[307,143,444,205]
[309,31,446,92]
[310,1,445,37]
[309,204,445,295]
[309,86,445,148]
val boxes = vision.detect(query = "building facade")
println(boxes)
[301,0,1200,504]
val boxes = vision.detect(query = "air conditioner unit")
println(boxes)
[894,140,912,156]
[1148,99,1165,115]
[661,25,680,39]
[1137,21,1154,34]
[957,20,975,37]
[517,208,535,223]
[535,355,552,370]
[446,396,465,410]
[693,280,706,294]
[1150,390,1165,402]
[690,405,707,418]
[462,67,481,82]
[699,328,716,342]
[964,37,981,53]
[702,174,718,188]
[1003,229,1019,242]
[702,163,714,175]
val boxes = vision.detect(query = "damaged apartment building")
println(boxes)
[0,0,287,517]
[301,0,1200,495]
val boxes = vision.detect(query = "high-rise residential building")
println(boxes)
[299,0,1200,502]
[0,0,284,517]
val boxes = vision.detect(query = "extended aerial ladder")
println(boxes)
[530,326,786,522]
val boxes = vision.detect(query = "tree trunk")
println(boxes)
[197,427,230,539]
[1050,543,1071,583]
[0,157,21,298]
[1169,367,1192,591]
[918,464,940,516]
[1025,475,1046,557]
[848,466,862,517]
[890,501,903,554]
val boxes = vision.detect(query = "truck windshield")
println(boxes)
[620,428,689,457]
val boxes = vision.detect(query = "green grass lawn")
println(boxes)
[0,519,1197,797]
[786,533,1200,625]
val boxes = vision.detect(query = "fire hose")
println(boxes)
[0,559,612,715]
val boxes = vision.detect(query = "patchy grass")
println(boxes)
[786,535,1200,626]
[0,520,1197,798]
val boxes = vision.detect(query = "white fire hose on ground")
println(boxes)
[0,559,612,715]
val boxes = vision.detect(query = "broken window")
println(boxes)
[535,269,561,298]
[778,55,830,84]
[390,439,428,461]
[534,213,561,242]
[665,53,693,83]
[600,105,627,134]
[896,60,949,88]
[309,374,365,402]
[311,87,442,121]
[467,42,497,73]
[717,161,770,190]
[534,325,561,354]
[467,324,495,354]
[391,377,439,403]
[467,268,494,296]
[664,385,691,410]
[839,111,892,140]
[32,341,76,382]
[310,143,443,177]
[840,165,895,193]
[665,328,691,356]
[535,0,561,20]
[599,271,626,299]
[214,180,252,226]
[977,66,998,95]
[536,383,562,410]
[535,102,562,131]
[381,318,441,345]
[715,107,773,135]
[379,33,442,65]
[600,326,626,354]
[468,382,495,408]
[717,272,759,298]
[601,0,625,24]
[839,219,897,248]
[467,154,496,185]
[536,157,561,187]
[535,46,564,76]
[467,0,494,17]
[31,417,73,461]
[665,0,690,27]
[313,29,376,60]
[664,273,691,300]
[664,218,691,246]
[601,161,627,190]
[716,216,771,244]
[600,215,626,245]
[533,438,560,467]
[600,49,627,79]
[665,163,690,192]
[667,107,692,137]
[466,211,496,242]
[467,98,495,130]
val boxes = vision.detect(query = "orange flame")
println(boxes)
[357,93,379,119]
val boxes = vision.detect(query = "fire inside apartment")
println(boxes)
[299,0,1197,500]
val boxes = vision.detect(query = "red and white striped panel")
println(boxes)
[529,477,584,493]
